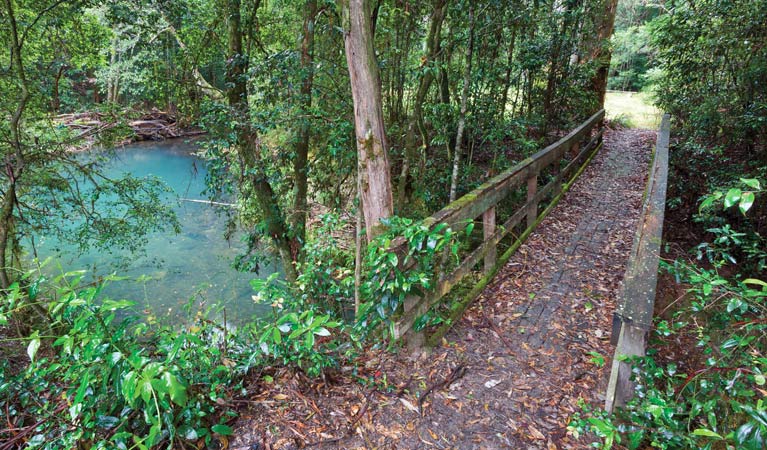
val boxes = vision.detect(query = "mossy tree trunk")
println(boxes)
[341,0,394,240]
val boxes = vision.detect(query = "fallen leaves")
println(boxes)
[227,129,655,450]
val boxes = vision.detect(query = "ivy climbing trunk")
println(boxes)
[341,0,394,240]
[225,0,298,282]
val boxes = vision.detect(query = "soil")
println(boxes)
[229,126,658,450]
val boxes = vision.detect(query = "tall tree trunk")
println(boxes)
[2,0,28,289]
[225,0,298,281]
[499,27,517,120]
[396,0,447,209]
[589,0,619,109]
[291,0,318,252]
[449,5,474,203]
[341,0,394,240]
[108,37,119,103]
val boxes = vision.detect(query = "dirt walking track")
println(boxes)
[231,127,656,450]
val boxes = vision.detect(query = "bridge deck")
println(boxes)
[232,128,656,450]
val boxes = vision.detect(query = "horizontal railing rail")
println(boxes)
[387,109,607,347]
[604,113,670,411]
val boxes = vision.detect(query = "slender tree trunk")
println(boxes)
[108,37,119,103]
[341,0,394,240]
[225,0,298,281]
[589,0,619,109]
[2,0,28,289]
[397,0,447,209]
[51,65,65,113]
[291,0,318,252]
[499,27,517,120]
[449,5,474,203]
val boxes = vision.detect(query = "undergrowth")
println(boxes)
[570,179,766,449]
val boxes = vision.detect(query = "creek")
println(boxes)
[34,139,274,324]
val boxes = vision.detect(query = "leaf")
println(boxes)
[739,192,755,214]
[744,278,767,288]
[484,379,502,388]
[313,327,331,337]
[693,428,723,439]
[736,421,756,444]
[162,372,188,406]
[212,424,233,436]
[27,331,40,362]
[528,425,545,440]
[724,188,741,208]
[399,398,419,414]
[740,178,761,190]
[755,374,766,386]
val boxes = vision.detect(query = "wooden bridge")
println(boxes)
[377,111,670,446]
[233,112,671,449]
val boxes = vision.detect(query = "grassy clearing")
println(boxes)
[604,91,662,129]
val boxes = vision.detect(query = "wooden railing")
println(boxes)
[389,109,606,347]
[604,114,670,411]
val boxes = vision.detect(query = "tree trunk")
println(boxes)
[449,5,474,203]
[2,0,28,289]
[51,65,65,113]
[397,0,447,209]
[291,0,318,251]
[590,0,619,109]
[225,0,298,282]
[341,0,394,240]
[499,27,517,120]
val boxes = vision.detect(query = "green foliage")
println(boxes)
[355,216,463,339]
[652,0,767,151]
[0,272,258,449]
[572,187,767,449]
[696,178,765,272]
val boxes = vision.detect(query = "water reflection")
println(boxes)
[34,139,274,324]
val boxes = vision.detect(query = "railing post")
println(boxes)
[526,174,538,228]
[483,207,496,273]
[570,141,580,159]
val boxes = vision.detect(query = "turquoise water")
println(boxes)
[35,139,273,324]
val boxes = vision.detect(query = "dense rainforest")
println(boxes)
[1,0,766,448]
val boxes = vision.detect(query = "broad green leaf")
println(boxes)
[724,188,741,208]
[739,192,755,214]
[754,374,766,386]
[212,424,233,436]
[740,178,761,190]
[314,327,331,337]
[693,428,723,439]
[161,372,188,406]
[27,331,40,362]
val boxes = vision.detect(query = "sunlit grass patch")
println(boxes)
[605,91,662,129]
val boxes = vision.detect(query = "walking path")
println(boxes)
[232,127,656,449]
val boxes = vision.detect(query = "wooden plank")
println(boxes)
[526,175,538,229]
[605,114,670,412]
[483,207,497,273]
